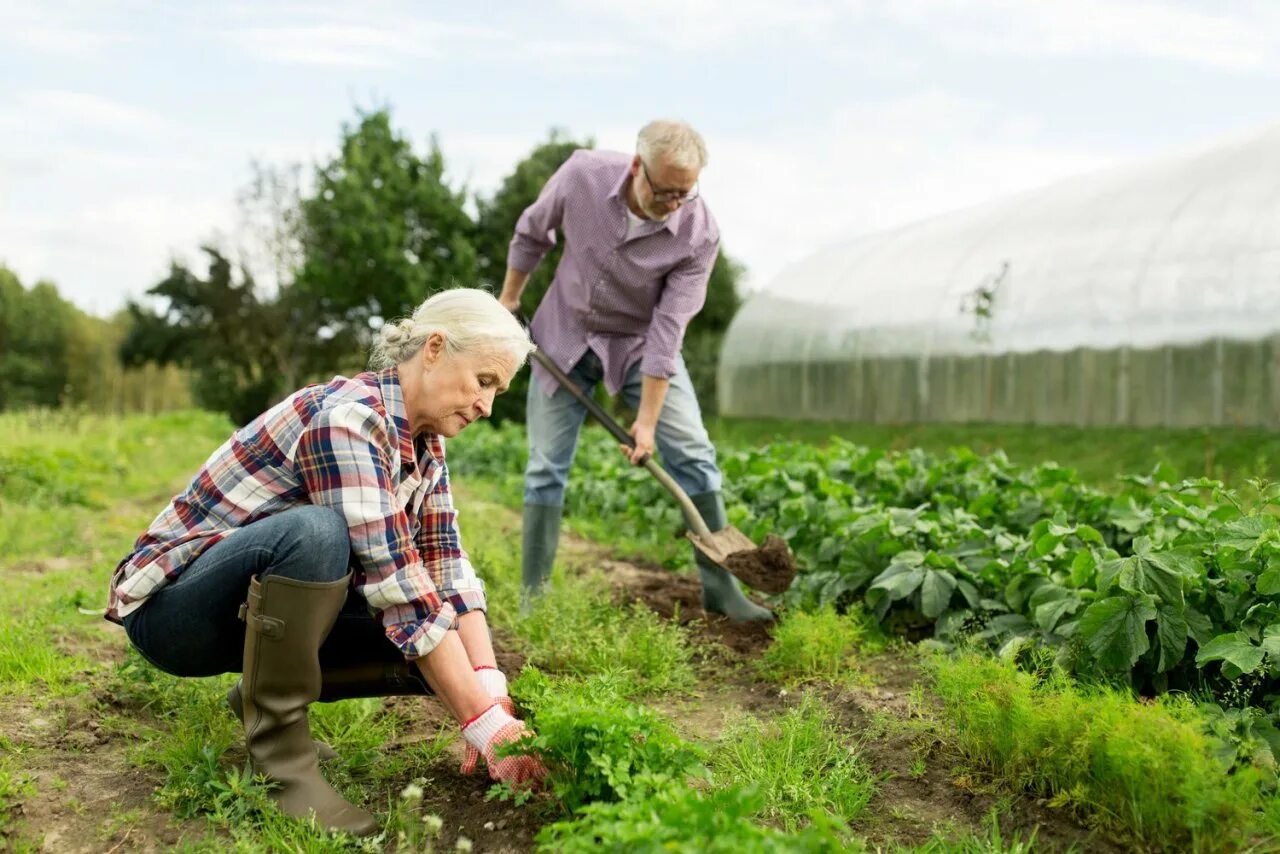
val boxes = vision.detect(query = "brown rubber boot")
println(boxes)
[227,681,339,761]
[239,572,377,836]
[228,655,433,760]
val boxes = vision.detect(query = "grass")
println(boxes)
[757,606,885,689]
[711,695,876,830]
[929,651,1272,851]
[708,417,1280,490]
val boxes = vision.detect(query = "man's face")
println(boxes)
[630,155,701,221]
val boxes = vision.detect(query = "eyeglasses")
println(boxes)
[640,161,699,204]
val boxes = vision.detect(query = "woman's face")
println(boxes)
[416,334,519,437]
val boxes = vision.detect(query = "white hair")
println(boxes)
[369,288,535,370]
[636,120,708,171]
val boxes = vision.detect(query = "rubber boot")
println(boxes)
[228,681,338,761]
[689,491,774,623]
[521,503,563,607]
[239,572,378,836]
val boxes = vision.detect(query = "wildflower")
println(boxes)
[400,782,424,803]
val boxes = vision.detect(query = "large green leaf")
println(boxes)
[1078,595,1156,670]
[870,566,924,602]
[1218,516,1277,552]
[1154,606,1189,673]
[919,569,957,619]
[1195,632,1265,675]
[1097,538,1196,606]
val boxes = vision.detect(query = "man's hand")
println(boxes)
[622,420,657,465]
[499,293,521,314]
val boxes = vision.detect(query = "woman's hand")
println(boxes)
[461,666,515,774]
[461,704,548,787]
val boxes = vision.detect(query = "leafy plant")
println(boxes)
[507,668,704,812]
[535,782,853,853]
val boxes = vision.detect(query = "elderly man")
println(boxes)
[498,119,770,623]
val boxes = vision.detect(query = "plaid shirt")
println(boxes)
[106,368,485,659]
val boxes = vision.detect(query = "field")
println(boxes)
[1,409,1278,852]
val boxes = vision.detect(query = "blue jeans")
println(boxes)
[123,506,403,678]
[524,351,722,506]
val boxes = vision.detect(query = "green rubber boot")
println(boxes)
[522,503,563,607]
[689,491,774,623]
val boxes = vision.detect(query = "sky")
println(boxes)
[3,0,1279,316]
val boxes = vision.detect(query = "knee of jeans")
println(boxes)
[284,506,351,575]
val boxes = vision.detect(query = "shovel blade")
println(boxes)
[686,526,797,595]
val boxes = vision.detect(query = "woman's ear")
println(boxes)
[422,332,447,367]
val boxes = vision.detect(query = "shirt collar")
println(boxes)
[609,160,683,235]
[378,367,428,472]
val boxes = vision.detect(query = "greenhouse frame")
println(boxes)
[719,124,1280,428]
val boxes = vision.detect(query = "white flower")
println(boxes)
[399,782,424,803]
[456,836,473,852]
[423,814,444,835]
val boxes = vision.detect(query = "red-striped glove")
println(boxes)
[461,666,515,775]
[461,704,547,788]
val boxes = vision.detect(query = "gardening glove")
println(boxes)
[460,666,516,775]
[461,703,547,788]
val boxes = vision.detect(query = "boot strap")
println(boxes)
[237,602,285,639]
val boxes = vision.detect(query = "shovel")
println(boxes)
[526,345,797,595]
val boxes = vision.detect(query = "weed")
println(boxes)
[711,694,875,829]
[758,606,883,688]
[513,574,696,697]
[930,651,1266,849]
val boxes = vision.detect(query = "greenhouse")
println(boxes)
[719,124,1280,428]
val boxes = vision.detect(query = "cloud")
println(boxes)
[7,89,177,136]
[697,91,1116,290]
[893,0,1280,74]
[569,0,1280,73]
[0,4,130,56]
[1,193,238,314]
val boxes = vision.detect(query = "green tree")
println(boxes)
[295,108,478,352]
[121,248,290,424]
[474,129,594,423]
[0,268,77,408]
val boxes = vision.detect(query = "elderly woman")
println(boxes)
[105,288,546,836]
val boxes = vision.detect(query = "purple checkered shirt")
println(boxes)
[508,149,720,396]
[106,368,485,659]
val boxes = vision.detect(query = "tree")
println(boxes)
[0,268,77,408]
[474,129,594,423]
[295,109,478,352]
[121,248,289,424]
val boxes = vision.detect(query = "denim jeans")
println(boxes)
[123,506,403,678]
[523,350,722,506]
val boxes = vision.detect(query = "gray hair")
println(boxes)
[636,120,708,171]
[369,288,535,370]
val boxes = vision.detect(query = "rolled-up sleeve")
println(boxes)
[295,403,454,659]
[415,461,486,618]
[507,153,577,274]
[640,238,718,378]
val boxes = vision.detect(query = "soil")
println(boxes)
[722,534,798,595]
[3,496,1124,853]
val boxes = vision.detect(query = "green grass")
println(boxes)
[757,606,885,689]
[709,417,1279,490]
[0,757,34,836]
[711,695,876,830]
[513,575,697,698]
[929,651,1273,851]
